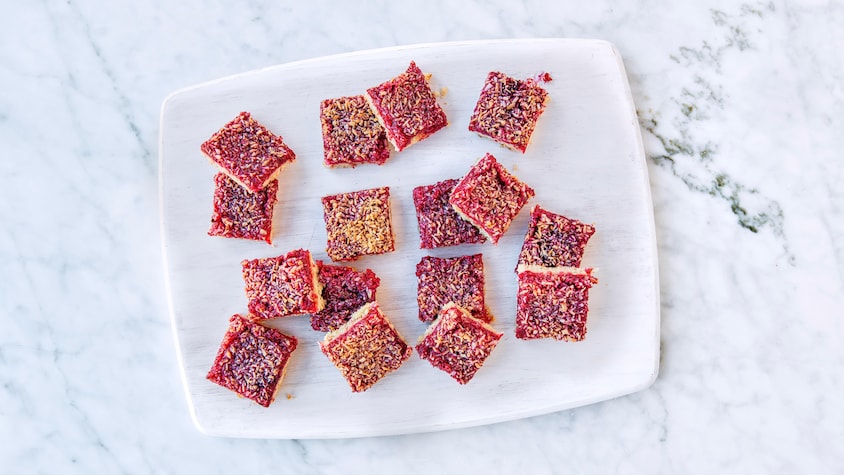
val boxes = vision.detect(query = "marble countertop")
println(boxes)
[2,0,842,472]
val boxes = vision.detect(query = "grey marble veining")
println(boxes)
[640,5,787,244]
[1,0,842,473]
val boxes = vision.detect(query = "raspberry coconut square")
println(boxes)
[321,186,395,262]
[206,314,298,407]
[415,303,503,384]
[208,173,278,244]
[415,254,489,323]
[468,71,549,153]
[517,204,596,269]
[412,178,486,249]
[365,61,448,151]
[515,265,598,341]
[241,249,324,321]
[449,153,535,244]
[310,261,381,332]
[200,111,296,192]
[319,302,412,392]
[320,95,390,167]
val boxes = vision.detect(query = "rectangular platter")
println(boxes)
[159,39,660,438]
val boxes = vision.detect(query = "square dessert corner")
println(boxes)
[319,302,412,392]
[206,314,298,407]
[517,204,596,270]
[416,303,503,384]
[321,186,395,262]
[449,153,535,244]
[311,261,381,332]
[412,178,486,249]
[208,172,278,244]
[241,249,324,321]
[365,61,448,151]
[515,265,598,341]
[320,95,390,167]
[200,111,296,192]
[467,71,549,153]
[415,254,490,323]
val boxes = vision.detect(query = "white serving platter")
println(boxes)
[159,39,660,438]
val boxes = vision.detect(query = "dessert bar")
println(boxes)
[412,178,486,249]
[320,95,390,167]
[241,249,323,320]
[515,265,597,341]
[468,71,549,153]
[206,314,298,407]
[365,61,448,151]
[416,303,502,384]
[208,172,278,244]
[200,111,296,192]
[320,302,412,392]
[311,261,381,332]
[415,254,489,323]
[322,186,395,262]
[449,153,535,244]
[517,204,596,269]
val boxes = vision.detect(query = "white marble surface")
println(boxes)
[1,0,842,472]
